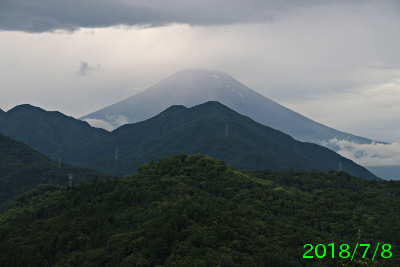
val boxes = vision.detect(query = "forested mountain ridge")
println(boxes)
[0,154,398,266]
[73,101,380,180]
[0,133,106,212]
[0,108,4,115]
[0,102,380,180]
[0,104,109,161]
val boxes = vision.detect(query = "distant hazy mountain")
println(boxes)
[75,101,379,180]
[0,104,108,161]
[0,132,105,212]
[81,69,376,146]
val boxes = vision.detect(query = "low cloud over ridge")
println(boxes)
[84,113,129,131]
[328,138,400,166]
[83,118,113,131]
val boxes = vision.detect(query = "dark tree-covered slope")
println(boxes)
[0,102,379,180]
[74,101,379,180]
[0,133,105,212]
[0,154,398,266]
[0,104,108,161]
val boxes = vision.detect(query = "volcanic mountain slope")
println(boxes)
[81,69,376,146]
[75,101,379,180]
[0,104,109,161]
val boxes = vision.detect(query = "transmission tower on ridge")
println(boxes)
[339,162,342,171]
[68,174,73,187]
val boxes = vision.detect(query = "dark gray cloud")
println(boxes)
[0,0,163,32]
[0,0,379,33]
[76,61,101,77]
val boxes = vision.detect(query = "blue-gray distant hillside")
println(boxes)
[0,104,108,160]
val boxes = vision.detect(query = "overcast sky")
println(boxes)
[1,1,400,152]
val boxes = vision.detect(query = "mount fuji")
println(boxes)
[81,69,377,147]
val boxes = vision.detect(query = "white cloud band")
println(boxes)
[328,138,400,166]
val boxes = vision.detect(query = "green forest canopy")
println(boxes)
[0,153,398,266]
